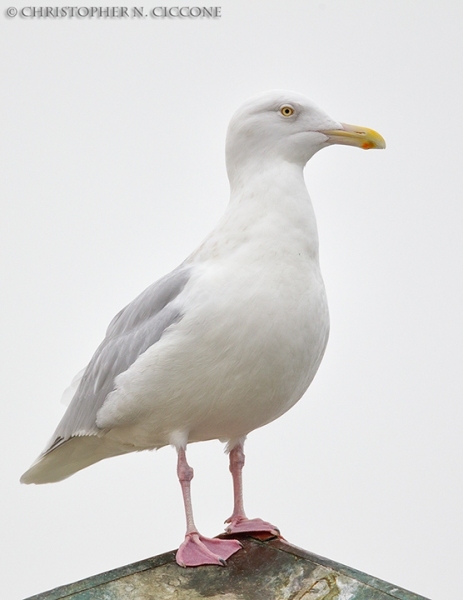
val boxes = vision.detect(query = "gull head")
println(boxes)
[226,90,385,181]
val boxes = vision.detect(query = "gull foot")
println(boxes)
[225,516,280,536]
[176,532,242,567]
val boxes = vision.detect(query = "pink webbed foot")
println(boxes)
[176,532,242,567]
[225,516,280,536]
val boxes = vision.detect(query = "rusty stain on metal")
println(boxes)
[24,535,431,600]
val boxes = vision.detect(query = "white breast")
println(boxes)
[98,167,330,449]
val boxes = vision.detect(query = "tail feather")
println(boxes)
[20,436,133,484]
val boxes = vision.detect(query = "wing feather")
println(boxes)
[44,265,191,452]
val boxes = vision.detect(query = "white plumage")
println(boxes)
[21,90,384,566]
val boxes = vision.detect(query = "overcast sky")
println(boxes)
[2,2,462,598]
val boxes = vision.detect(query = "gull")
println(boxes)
[21,90,385,567]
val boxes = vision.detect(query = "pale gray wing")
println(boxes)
[46,265,191,452]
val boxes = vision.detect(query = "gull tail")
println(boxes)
[20,436,133,484]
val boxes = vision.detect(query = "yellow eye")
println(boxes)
[280,105,294,117]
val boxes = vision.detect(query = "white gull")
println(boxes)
[21,90,385,567]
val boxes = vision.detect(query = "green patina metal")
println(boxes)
[25,535,430,600]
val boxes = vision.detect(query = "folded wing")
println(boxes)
[21,264,191,484]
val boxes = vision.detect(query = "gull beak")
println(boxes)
[320,122,386,150]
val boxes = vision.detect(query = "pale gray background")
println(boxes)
[1,1,462,598]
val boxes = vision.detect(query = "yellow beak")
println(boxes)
[321,123,386,150]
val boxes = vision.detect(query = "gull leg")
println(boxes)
[225,441,279,535]
[175,447,241,567]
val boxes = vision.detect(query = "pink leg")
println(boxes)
[225,442,280,535]
[175,447,241,567]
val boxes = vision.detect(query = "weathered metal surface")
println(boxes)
[25,534,430,600]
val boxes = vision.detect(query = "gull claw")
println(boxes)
[176,532,242,567]
[225,516,280,536]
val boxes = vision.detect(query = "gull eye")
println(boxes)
[280,105,295,117]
